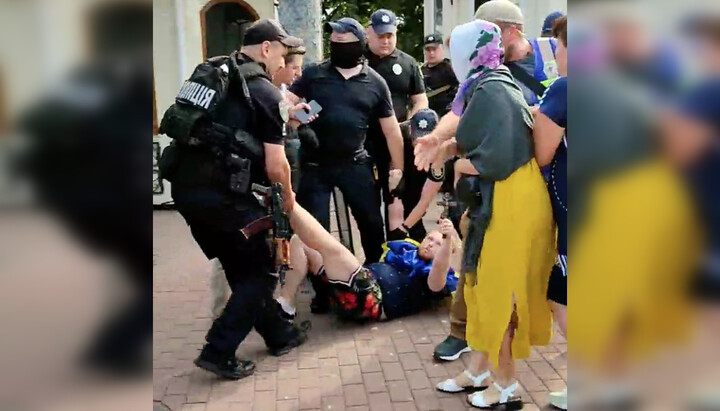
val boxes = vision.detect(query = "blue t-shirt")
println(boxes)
[366,262,449,319]
[539,77,568,255]
[365,240,454,319]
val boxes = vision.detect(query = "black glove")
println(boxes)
[387,227,408,241]
[297,126,319,150]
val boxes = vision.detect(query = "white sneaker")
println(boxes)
[549,388,567,410]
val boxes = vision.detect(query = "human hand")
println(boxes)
[437,218,456,240]
[387,226,408,241]
[414,133,442,171]
[429,138,458,171]
[388,169,403,191]
[289,102,319,124]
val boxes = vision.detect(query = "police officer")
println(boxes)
[163,19,313,380]
[364,9,429,238]
[284,17,405,266]
[421,33,458,117]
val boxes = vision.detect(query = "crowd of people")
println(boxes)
[159,1,570,409]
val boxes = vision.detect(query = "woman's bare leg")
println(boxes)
[467,351,491,376]
[550,301,568,337]
[494,321,517,386]
[289,204,361,282]
[278,235,311,307]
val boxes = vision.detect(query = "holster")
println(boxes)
[455,175,483,208]
[158,142,180,182]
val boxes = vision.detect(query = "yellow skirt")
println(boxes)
[464,159,556,367]
[570,160,698,367]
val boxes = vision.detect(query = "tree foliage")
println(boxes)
[321,0,425,61]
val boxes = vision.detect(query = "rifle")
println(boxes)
[240,183,292,285]
[425,84,452,99]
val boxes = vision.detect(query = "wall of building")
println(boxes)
[278,0,324,65]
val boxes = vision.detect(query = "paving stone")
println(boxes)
[152,210,561,411]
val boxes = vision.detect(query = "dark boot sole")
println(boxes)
[467,398,524,410]
[436,385,488,394]
[268,321,311,356]
[194,358,256,380]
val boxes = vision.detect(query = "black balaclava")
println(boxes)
[330,41,365,68]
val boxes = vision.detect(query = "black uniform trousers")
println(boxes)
[172,188,296,357]
[297,158,385,263]
[373,141,430,242]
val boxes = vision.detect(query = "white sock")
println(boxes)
[276,296,296,316]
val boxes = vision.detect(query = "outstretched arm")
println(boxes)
[427,219,459,292]
[403,180,442,230]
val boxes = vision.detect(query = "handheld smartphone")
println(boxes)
[294,100,322,124]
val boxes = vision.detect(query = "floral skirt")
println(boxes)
[317,267,383,322]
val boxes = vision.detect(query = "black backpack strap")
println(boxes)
[228,51,261,130]
[506,61,546,98]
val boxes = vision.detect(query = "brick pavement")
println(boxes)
[153,209,566,411]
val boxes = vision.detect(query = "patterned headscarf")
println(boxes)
[449,20,504,116]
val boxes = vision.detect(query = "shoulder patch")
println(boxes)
[279,100,290,123]
[430,165,445,182]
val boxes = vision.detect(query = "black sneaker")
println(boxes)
[433,336,471,361]
[194,350,256,380]
[268,320,311,356]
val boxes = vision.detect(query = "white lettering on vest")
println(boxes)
[183,82,197,102]
[178,81,191,100]
[177,81,217,109]
[190,83,202,104]
[199,89,216,109]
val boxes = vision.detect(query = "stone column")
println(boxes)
[277,0,323,64]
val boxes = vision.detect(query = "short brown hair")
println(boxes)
[552,16,567,46]
[284,48,305,64]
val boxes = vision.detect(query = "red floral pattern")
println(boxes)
[326,268,383,322]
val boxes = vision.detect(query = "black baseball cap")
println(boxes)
[370,9,398,34]
[424,33,443,46]
[324,17,367,43]
[542,11,565,36]
[410,109,439,140]
[243,19,303,48]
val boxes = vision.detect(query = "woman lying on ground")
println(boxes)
[276,200,461,322]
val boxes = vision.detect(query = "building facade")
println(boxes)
[423,0,567,43]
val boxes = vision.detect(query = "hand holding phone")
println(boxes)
[292,100,322,124]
